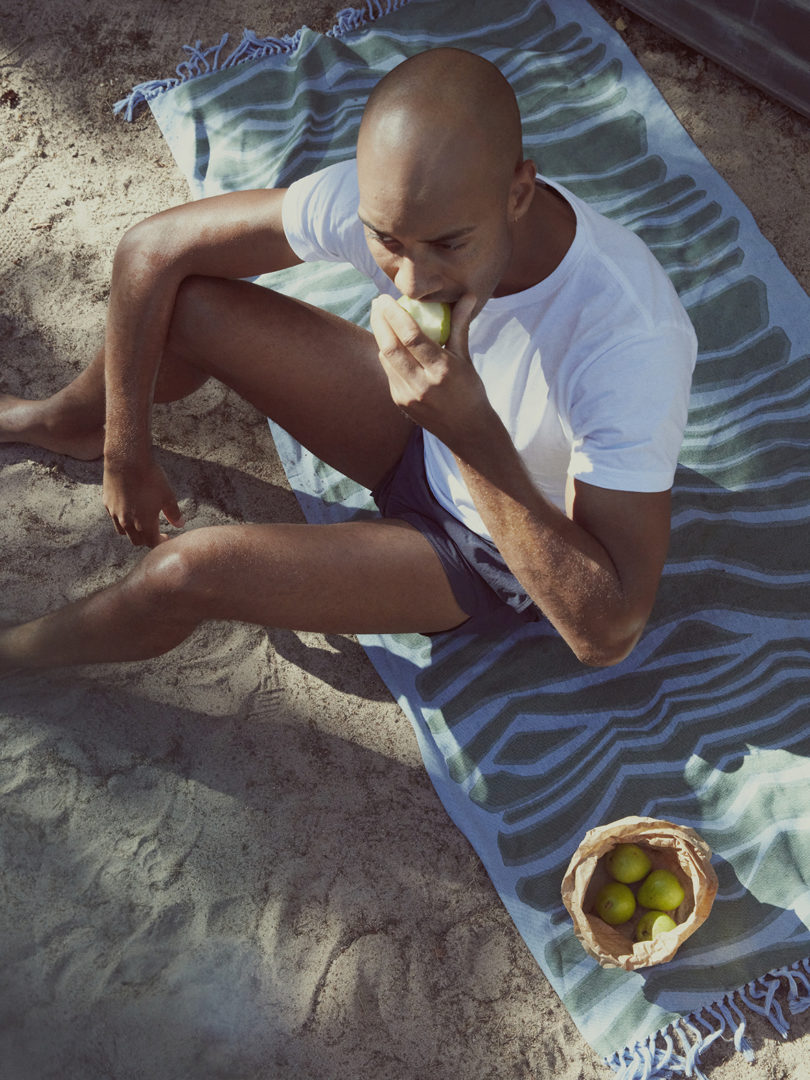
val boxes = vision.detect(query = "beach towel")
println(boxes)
[118,0,810,1074]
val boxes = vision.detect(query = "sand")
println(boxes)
[1,0,809,1076]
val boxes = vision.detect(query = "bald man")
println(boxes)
[0,49,695,672]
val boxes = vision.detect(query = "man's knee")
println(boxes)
[132,532,219,617]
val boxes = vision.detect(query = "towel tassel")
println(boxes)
[114,0,415,121]
[605,957,810,1078]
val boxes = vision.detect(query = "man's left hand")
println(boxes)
[369,293,493,449]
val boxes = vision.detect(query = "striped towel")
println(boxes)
[119,0,810,1074]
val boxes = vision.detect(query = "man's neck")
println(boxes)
[495,180,576,296]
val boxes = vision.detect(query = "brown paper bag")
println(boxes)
[561,816,718,971]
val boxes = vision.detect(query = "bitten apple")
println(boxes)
[396,295,452,345]
[635,910,678,942]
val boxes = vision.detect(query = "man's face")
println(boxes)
[357,142,515,313]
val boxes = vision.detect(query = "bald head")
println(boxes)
[358,48,523,187]
[356,49,539,305]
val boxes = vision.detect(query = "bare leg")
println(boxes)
[0,334,210,460]
[0,520,468,672]
[1,275,411,488]
[0,277,445,674]
[0,350,108,460]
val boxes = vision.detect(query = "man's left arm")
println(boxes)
[452,414,671,666]
[370,292,673,667]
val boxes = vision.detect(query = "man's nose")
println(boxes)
[393,257,439,300]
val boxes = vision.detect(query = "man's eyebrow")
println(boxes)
[358,215,475,243]
[425,224,476,243]
[358,215,388,236]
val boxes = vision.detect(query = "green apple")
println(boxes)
[636,869,685,911]
[605,843,652,884]
[396,295,452,345]
[635,910,678,942]
[594,881,636,925]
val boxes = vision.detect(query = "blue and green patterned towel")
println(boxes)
[119,0,810,1074]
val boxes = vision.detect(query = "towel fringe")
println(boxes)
[328,0,413,35]
[605,958,810,1078]
[114,0,414,121]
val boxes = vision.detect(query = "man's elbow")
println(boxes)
[574,639,636,668]
[569,616,647,668]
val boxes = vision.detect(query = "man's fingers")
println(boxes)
[164,500,185,529]
[370,296,420,400]
[136,517,163,548]
[369,295,405,357]
[123,519,149,547]
[372,292,480,367]
[447,293,478,357]
[104,466,184,549]
[110,507,181,546]
[108,508,165,548]
[371,294,440,365]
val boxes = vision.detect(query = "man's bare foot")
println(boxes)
[0,392,104,460]
[0,619,35,679]
[0,619,22,675]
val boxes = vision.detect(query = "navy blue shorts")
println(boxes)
[371,427,543,630]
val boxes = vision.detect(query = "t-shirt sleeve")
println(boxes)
[281,158,380,279]
[566,324,697,492]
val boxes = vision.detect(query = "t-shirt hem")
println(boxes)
[568,468,676,493]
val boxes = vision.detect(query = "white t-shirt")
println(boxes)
[282,159,697,540]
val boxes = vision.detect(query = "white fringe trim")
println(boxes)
[605,959,810,1079]
[114,0,414,121]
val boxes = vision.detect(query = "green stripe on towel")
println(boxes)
[124,0,810,1073]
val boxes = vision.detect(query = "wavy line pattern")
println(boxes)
[148,0,810,1064]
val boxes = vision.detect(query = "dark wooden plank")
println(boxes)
[618,0,810,118]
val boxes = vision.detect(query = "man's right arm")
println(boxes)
[102,188,301,544]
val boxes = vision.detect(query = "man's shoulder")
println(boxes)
[282,157,384,282]
[293,157,358,203]
[284,158,359,234]
[553,183,694,344]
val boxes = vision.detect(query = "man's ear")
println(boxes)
[509,159,537,222]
